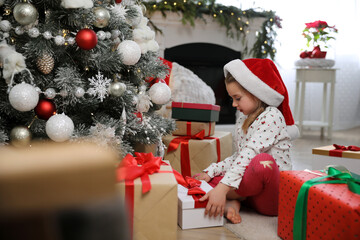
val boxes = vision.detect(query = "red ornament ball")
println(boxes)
[115,0,122,3]
[76,29,98,50]
[34,99,56,120]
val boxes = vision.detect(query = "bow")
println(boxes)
[333,144,360,151]
[116,152,162,193]
[167,130,206,152]
[293,166,360,240]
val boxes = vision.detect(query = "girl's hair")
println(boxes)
[225,74,267,134]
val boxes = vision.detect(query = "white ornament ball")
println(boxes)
[67,37,75,45]
[93,7,111,28]
[117,40,141,65]
[46,113,74,142]
[45,88,56,99]
[109,82,126,97]
[54,35,65,45]
[43,31,52,39]
[13,3,38,26]
[97,30,106,41]
[15,26,25,35]
[74,87,85,98]
[9,82,39,112]
[0,20,12,32]
[28,27,40,38]
[149,82,171,105]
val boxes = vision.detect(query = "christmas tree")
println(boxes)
[0,0,175,158]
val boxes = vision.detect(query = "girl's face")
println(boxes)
[226,81,259,116]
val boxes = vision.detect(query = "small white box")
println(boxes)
[177,180,224,229]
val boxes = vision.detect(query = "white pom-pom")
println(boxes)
[147,40,159,52]
[117,40,141,65]
[9,82,39,112]
[149,82,171,105]
[60,0,93,9]
[46,113,74,142]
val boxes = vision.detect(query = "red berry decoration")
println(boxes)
[34,99,56,120]
[76,29,98,50]
[311,48,322,58]
[115,0,122,3]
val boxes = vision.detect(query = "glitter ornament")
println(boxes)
[9,82,39,112]
[13,3,38,26]
[97,30,106,41]
[43,31,52,39]
[28,27,40,38]
[109,82,126,97]
[148,82,171,105]
[54,35,65,45]
[10,126,32,148]
[93,7,111,28]
[44,88,56,99]
[75,87,85,98]
[0,20,11,32]
[15,26,25,35]
[37,53,54,74]
[46,113,74,142]
[76,29,98,50]
[117,40,141,65]
[34,99,56,120]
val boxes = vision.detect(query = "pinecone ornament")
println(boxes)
[37,53,54,74]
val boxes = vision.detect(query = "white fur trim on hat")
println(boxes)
[224,59,284,107]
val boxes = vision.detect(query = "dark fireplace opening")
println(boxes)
[165,42,241,124]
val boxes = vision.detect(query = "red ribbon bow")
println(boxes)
[116,152,162,194]
[167,130,221,178]
[333,144,360,151]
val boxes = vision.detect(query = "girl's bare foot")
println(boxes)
[225,200,241,224]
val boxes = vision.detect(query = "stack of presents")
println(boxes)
[1,102,360,240]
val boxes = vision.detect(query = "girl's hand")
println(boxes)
[193,172,211,182]
[199,183,232,217]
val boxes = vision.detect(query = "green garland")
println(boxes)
[143,0,282,60]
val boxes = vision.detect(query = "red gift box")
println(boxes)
[278,170,360,240]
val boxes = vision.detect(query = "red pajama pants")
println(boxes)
[208,153,280,216]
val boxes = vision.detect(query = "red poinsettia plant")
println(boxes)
[300,20,338,59]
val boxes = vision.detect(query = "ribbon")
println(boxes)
[185,121,212,136]
[117,152,162,194]
[167,130,221,178]
[293,166,360,240]
[329,144,360,157]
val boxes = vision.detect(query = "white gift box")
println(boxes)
[178,180,224,229]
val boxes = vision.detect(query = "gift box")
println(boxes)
[171,102,220,122]
[178,180,224,229]
[0,142,129,240]
[278,170,360,240]
[163,131,233,177]
[116,156,178,240]
[312,145,360,171]
[172,120,215,137]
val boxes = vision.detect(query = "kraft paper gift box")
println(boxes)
[278,170,360,240]
[162,131,233,177]
[171,102,220,122]
[0,142,128,240]
[172,120,215,137]
[116,159,178,240]
[178,180,224,229]
[312,145,360,171]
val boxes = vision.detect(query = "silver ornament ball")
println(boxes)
[109,82,126,97]
[10,126,32,148]
[45,88,56,99]
[75,87,85,98]
[15,26,25,35]
[43,31,52,39]
[28,27,40,38]
[93,7,111,28]
[13,3,39,26]
[0,20,12,32]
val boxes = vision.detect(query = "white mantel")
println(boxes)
[148,12,266,58]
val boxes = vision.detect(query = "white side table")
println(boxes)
[294,68,337,139]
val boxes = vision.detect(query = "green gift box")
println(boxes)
[171,102,220,122]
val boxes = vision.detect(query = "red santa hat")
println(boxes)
[224,58,295,127]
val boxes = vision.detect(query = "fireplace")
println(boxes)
[165,43,241,124]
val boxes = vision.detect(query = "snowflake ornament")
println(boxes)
[110,4,128,21]
[87,71,111,102]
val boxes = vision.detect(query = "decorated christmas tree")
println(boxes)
[0,0,175,158]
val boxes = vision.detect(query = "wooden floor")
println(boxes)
[177,126,360,240]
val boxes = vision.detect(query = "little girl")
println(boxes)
[195,58,297,223]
